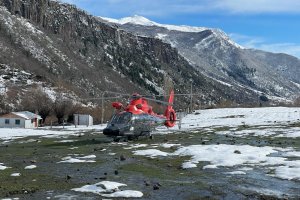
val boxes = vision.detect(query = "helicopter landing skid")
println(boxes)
[112,131,152,142]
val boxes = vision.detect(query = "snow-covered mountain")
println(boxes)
[102,16,300,101]
[103,15,243,48]
[0,0,298,113]
[102,15,210,33]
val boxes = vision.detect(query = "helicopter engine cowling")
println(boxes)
[164,108,176,127]
[112,102,123,110]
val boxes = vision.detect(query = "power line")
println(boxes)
[82,92,203,100]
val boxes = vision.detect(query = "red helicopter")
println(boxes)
[103,90,176,140]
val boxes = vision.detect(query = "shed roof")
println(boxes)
[0,113,25,119]
[0,111,42,120]
[12,111,42,120]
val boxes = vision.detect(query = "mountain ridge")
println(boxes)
[102,15,300,101]
[0,0,262,113]
[102,15,243,49]
[0,0,298,115]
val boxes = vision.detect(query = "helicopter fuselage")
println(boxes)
[103,111,165,139]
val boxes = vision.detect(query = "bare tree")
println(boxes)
[20,87,53,124]
[294,96,300,106]
[53,93,73,124]
[0,94,11,114]
[66,103,83,123]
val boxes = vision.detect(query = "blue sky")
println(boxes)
[61,0,300,58]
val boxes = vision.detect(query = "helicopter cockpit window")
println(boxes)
[111,112,132,124]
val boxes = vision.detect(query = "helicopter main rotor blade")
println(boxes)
[142,97,173,106]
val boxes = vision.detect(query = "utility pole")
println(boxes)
[101,91,106,124]
[82,91,126,125]
[100,91,125,124]
[190,80,193,113]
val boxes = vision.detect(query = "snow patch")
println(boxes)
[274,166,300,180]
[133,149,169,158]
[0,163,9,170]
[284,151,300,157]
[10,173,21,177]
[238,167,253,171]
[25,165,37,169]
[72,181,143,198]
[291,81,300,89]
[182,162,197,169]
[160,143,180,148]
[56,140,77,143]
[155,33,168,40]
[275,130,300,138]
[225,171,247,175]
[102,15,157,26]
[58,155,96,163]
[101,190,143,198]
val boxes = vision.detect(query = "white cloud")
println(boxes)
[255,43,300,58]
[230,33,300,58]
[58,0,76,3]
[56,0,202,17]
[217,0,300,13]
[230,33,265,47]
[61,0,300,15]
[60,0,300,16]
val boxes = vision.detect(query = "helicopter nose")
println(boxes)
[103,127,120,136]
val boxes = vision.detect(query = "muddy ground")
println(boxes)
[0,124,299,200]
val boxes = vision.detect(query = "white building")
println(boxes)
[0,111,42,128]
[74,114,93,126]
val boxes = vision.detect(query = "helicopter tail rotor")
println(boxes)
[164,90,176,127]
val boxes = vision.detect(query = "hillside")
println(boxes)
[0,0,264,113]
[0,0,298,115]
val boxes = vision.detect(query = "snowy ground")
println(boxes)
[141,107,300,181]
[0,107,298,141]
[0,125,106,141]
[133,144,300,180]
[156,106,300,133]
[0,107,299,199]
[72,181,143,198]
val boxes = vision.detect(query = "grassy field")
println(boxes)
[0,124,299,199]
[1,107,300,199]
